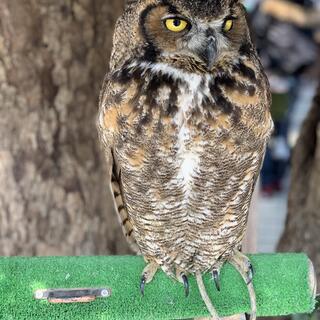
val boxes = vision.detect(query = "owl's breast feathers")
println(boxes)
[98,57,272,272]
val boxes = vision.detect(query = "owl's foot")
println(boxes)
[140,261,159,296]
[229,250,256,320]
[176,269,189,297]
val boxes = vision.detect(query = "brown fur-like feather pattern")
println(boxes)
[98,55,272,274]
[98,0,273,277]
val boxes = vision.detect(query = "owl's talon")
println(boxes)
[176,269,190,297]
[212,269,221,291]
[247,263,254,285]
[140,261,159,296]
[245,312,250,320]
[182,274,189,297]
[140,275,146,296]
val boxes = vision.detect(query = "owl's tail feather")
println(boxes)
[195,272,220,320]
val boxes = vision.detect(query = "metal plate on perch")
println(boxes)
[34,288,112,304]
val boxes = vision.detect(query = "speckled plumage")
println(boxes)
[98,0,273,312]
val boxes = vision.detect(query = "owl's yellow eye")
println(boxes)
[223,19,233,32]
[165,18,188,32]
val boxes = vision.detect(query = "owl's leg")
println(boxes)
[140,261,159,296]
[176,269,190,297]
[229,250,256,320]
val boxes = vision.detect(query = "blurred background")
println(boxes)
[244,0,319,267]
[245,0,319,246]
[0,0,319,314]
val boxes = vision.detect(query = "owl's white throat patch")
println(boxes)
[172,68,202,196]
[131,61,210,199]
[142,62,206,199]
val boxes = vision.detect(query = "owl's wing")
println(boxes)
[98,77,140,254]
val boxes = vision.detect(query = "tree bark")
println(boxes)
[0,0,131,255]
[277,83,320,289]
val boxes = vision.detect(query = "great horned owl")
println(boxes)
[98,0,273,318]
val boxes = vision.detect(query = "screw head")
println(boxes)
[35,290,44,299]
[101,289,109,297]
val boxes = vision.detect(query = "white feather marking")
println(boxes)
[177,152,199,187]
[166,67,203,199]
[130,61,204,84]
[130,61,210,200]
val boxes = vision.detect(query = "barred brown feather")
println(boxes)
[98,0,272,315]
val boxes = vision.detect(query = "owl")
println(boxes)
[98,0,273,318]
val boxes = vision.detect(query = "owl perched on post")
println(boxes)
[98,0,273,318]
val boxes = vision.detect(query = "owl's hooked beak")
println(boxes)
[197,36,217,70]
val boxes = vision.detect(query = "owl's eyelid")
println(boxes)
[162,15,190,24]
[224,15,238,21]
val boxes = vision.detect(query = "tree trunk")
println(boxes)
[277,83,320,289]
[0,0,131,256]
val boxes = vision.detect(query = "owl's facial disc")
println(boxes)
[140,3,247,70]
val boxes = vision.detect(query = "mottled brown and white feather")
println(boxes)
[98,0,273,277]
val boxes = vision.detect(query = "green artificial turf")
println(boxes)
[0,254,316,320]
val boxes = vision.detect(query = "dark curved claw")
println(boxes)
[140,275,146,296]
[212,269,221,291]
[182,274,189,297]
[247,263,254,285]
[245,313,250,320]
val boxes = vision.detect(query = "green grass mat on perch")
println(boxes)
[0,253,317,319]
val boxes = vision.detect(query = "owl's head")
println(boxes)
[118,0,251,71]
